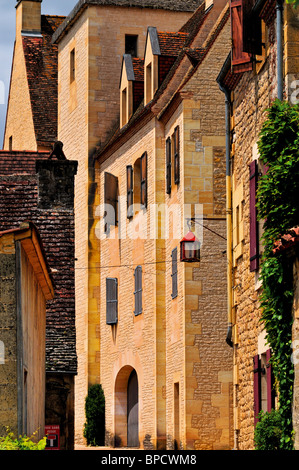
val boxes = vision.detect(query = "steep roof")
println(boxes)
[157,31,189,56]
[0,150,77,373]
[22,15,65,149]
[52,0,204,43]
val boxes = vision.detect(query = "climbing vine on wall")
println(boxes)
[256,99,299,449]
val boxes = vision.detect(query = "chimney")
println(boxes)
[15,0,42,37]
[36,143,78,211]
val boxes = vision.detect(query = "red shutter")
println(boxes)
[266,349,275,412]
[249,160,259,272]
[230,0,253,73]
[253,355,261,426]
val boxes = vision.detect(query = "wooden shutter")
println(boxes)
[253,354,261,426]
[171,248,178,299]
[174,126,180,185]
[127,165,133,218]
[249,160,259,272]
[140,152,147,208]
[104,172,118,232]
[230,0,253,73]
[266,349,275,412]
[166,137,172,194]
[106,278,118,325]
[134,266,142,316]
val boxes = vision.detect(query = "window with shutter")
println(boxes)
[249,160,259,272]
[166,137,171,195]
[140,152,147,208]
[230,0,253,73]
[127,165,133,218]
[253,354,261,426]
[104,172,118,233]
[134,266,142,316]
[266,349,275,412]
[174,126,180,185]
[106,278,118,325]
[243,0,262,56]
[171,248,178,299]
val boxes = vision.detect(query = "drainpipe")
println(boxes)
[218,82,233,348]
[276,0,284,100]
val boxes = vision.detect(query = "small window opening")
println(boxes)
[70,48,75,83]
[125,35,138,57]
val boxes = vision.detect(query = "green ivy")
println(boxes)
[256,99,299,450]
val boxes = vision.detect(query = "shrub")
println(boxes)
[83,384,105,446]
[0,429,46,450]
[254,410,283,450]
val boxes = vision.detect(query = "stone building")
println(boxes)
[0,149,78,449]
[0,222,54,441]
[51,0,206,445]
[92,0,233,449]
[217,0,299,450]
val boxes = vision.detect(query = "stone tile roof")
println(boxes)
[132,58,144,82]
[0,150,77,374]
[157,31,189,57]
[52,0,204,43]
[22,15,65,149]
[273,227,299,255]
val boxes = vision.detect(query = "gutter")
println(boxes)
[217,56,233,348]
[276,0,284,100]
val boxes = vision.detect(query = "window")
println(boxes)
[173,126,180,185]
[253,350,276,425]
[121,88,127,128]
[171,247,178,299]
[140,152,147,208]
[104,172,118,233]
[230,0,252,73]
[134,266,142,316]
[127,165,133,218]
[9,136,12,151]
[70,48,75,83]
[106,278,118,325]
[145,63,152,104]
[249,160,259,272]
[125,35,138,57]
[166,137,171,195]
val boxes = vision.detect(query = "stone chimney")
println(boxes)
[15,0,42,36]
[36,143,78,210]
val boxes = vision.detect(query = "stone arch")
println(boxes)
[114,365,139,447]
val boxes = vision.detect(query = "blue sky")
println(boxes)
[0,0,77,147]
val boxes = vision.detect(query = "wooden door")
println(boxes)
[127,370,139,447]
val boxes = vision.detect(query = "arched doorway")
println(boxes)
[114,366,139,447]
[127,370,139,447]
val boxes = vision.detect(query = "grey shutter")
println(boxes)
[106,278,118,324]
[171,248,178,299]
[127,165,133,218]
[140,153,147,208]
[134,266,142,316]
[166,137,171,194]
[174,126,180,185]
[104,172,118,232]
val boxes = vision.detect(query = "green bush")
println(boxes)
[254,410,284,450]
[83,384,105,446]
[0,429,47,450]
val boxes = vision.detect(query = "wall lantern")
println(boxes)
[180,230,201,262]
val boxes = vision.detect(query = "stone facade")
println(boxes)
[217,0,299,450]
[92,0,233,450]
[53,0,204,444]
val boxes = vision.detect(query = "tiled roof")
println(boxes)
[52,0,204,43]
[132,58,144,81]
[0,150,77,374]
[157,31,189,57]
[273,227,299,255]
[22,15,65,149]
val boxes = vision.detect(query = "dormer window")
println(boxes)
[120,54,144,128]
[145,63,152,104]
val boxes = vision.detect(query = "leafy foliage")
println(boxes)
[286,0,299,7]
[256,99,299,450]
[83,384,105,446]
[254,410,283,450]
[0,428,46,450]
